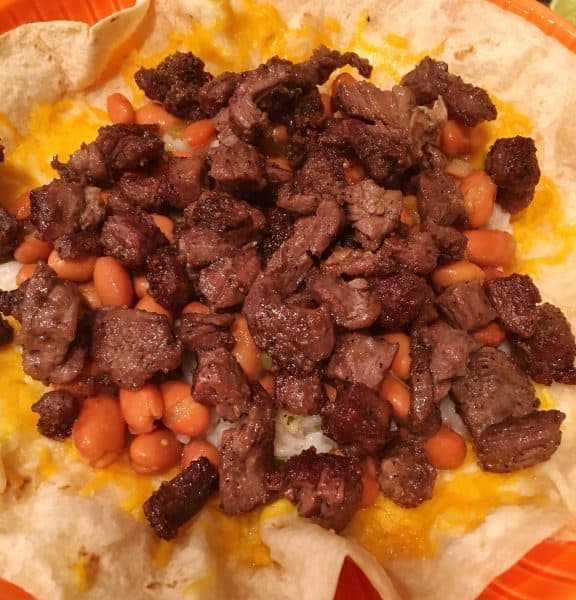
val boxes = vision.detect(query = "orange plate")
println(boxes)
[0,0,575,599]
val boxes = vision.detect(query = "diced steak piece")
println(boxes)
[135,52,213,120]
[178,312,234,352]
[437,280,497,331]
[30,181,105,242]
[409,329,442,436]
[0,287,24,319]
[295,145,347,195]
[409,98,448,160]
[31,390,79,440]
[184,190,265,247]
[484,136,540,213]
[166,154,206,209]
[244,281,335,374]
[322,383,392,455]
[378,440,437,508]
[219,383,276,515]
[277,191,323,216]
[371,272,433,330]
[197,71,243,116]
[417,170,465,226]
[322,246,389,279]
[101,211,167,270]
[0,315,13,346]
[16,265,83,384]
[310,274,381,330]
[228,46,370,141]
[54,231,102,259]
[50,372,118,400]
[340,180,402,250]
[264,228,313,297]
[143,457,219,540]
[210,140,266,192]
[485,136,541,190]
[475,410,565,473]
[511,303,576,385]
[293,197,344,259]
[485,273,541,338]
[275,369,326,415]
[451,347,539,439]
[0,207,20,261]
[146,246,191,312]
[49,341,89,386]
[177,227,235,272]
[114,171,178,212]
[193,347,251,422]
[422,220,467,265]
[326,333,397,390]
[53,125,164,185]
[92,308,182,390]
[400,57,450,105]
[260,206,293,261]
[198,242,261,309]
[442,77,497,126]
[275,447,362,532]
[332,118,413,184]
[421,320,480,401]
[333,81,414,130]
[288,87,326,131]
[382,231,439,275]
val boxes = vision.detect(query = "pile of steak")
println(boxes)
[1,48,573,540]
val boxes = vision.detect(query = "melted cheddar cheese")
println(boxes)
[0,0,569,574]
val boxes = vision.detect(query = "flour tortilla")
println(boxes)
[0,1,576,599]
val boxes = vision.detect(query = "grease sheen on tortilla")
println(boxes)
[0,1,575,598]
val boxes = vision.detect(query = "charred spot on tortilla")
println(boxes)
[1,43,573,546]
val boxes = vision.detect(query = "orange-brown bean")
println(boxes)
[9,192,31,220]
[181,439,219,469]
[464,230,516,267]
[151,214,175,243]
[331,72,356,94]
[133,274,150,299]
[106,93,136,125]
[320,92,333,118]
[72,395,126,467]
[359,457,380,508]
[431,260,486,290]
[120,383,164,434]
[472,321,506,346]
[258,374,275,397]
[383,332,411,380]
[231,314,261,380]
[135,102,184,135]
[16,263,38,285]
[182,301,210,315]
[460,170,496,228]
[400,195,419,228]
[182,119,216,148]
[324,383,337,403]
[380,375,411,420]
[136,293,172,320]
[47,249,97,282]
[161,380,211,437]
[440,119,473,157]
[93,256,134,307]
[13,234,52,264]
[267,156,292,171]
[129,429,182,475]
[422,425,467,470]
